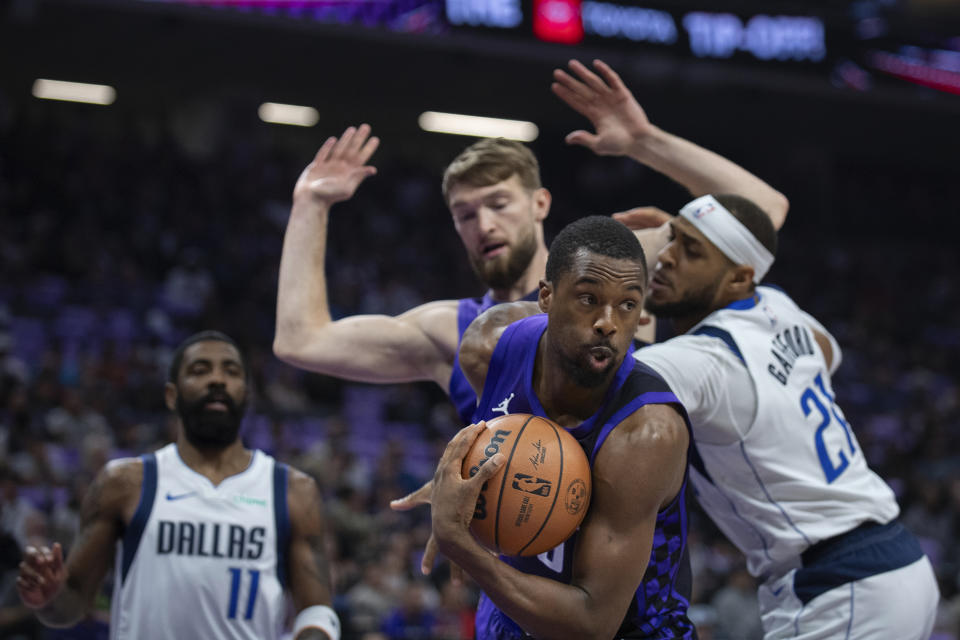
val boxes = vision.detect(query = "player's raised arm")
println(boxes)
[274,124,459,388]
[552,59,789,230]
[18,459,140,628]
[431,407,688,640]
[285,468,340,640]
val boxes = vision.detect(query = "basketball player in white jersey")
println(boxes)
[632,194,940,638]
[16,331,340,640]
[273,58,789,428]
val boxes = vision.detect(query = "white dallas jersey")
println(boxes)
[636,286,899,578]
[110,443,291,640]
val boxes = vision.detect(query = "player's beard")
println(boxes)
[645,273,723,320]
[470,223,538,291]
[560,344,618,389]
[176,389,246,450]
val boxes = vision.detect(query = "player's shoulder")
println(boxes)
[90,456,147,512]
[475,301,541,330]
[623,402,688,442]
[757,284,800,310]
[283,465,323,505]
[636,333,735,369]
[280,464,325,532]
[464,303,541,362]
[598,403,689,477]
[101,456,146,485]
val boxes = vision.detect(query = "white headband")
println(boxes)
[679,195,774,283]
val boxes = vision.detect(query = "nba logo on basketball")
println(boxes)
[533,0,583,45]
[512,473,552,497]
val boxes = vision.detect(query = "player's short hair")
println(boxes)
[546,216,647,283]
[168,330,245,383]
[442,138,542,204]
[713,194,778,258]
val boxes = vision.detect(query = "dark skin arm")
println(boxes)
[17,458,142,627]
[432,404,688,640]
[811,329,834,371]
[459,300,542,396]
[286,467,336,640]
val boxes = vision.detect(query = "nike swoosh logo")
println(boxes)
[772,586,785,597]
[165,491,197,501]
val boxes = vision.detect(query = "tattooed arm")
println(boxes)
[286,467,336,640]
[18,459,141,627]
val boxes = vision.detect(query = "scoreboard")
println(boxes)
[141,0,960,95]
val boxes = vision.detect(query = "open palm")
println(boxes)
[552,59,654,157]
[294,124,380,206]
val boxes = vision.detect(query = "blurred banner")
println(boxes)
[135,0,960,96]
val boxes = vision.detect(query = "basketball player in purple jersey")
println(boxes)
[273,59,788,427]
[430,216,695,639]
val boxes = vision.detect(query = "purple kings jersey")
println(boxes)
[472,315,696,640]
[449,290,539,426]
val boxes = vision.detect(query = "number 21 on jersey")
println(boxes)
[800,372,856,483]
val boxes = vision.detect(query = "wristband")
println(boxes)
[293,604,340,640]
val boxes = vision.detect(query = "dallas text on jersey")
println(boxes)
[156,520,266,559]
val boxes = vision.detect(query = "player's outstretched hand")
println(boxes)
[612,206,672,230]
[392,483,465,578]
[17,543,67,609]
[293,124,380,207]
[390,480,433,512]
[552,59,653,157]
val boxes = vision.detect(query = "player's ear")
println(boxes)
[538,279,551,313]
[532,188,551,222]
[164,382,179,412]
[727,265,754,298]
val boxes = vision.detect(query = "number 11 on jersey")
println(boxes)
[227,567,260,620]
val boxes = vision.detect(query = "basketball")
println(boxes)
[461,413,592,557]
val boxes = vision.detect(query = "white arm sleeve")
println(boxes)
[634,335,758,445]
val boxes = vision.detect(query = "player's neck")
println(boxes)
[533,336,609,426]
[673,313,706,335]
[487,248,548,304]
[176,438,253,486]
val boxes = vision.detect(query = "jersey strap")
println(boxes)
[121,452,158,583]
[273,461,290,588]
[691,325,746,365]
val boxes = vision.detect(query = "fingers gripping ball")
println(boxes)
[462,414,591,556]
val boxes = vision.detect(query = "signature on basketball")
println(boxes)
[529,439,546,470]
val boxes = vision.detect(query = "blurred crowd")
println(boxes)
[1,105,958,640]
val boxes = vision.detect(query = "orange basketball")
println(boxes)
[461,413,592,557]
